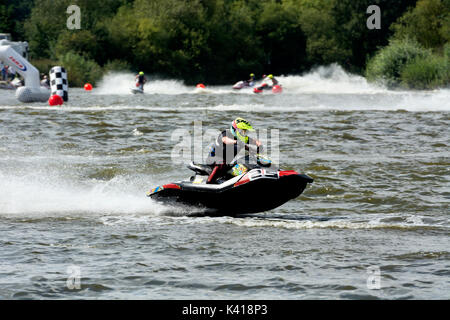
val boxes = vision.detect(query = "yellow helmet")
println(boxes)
[268,74,273,79]
[231,117,254,143]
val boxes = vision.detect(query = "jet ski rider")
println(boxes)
[135,71,147,91]
[206,117,263,184]
[246,73,255,86]
[257,74,278,91]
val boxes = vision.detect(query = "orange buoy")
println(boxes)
[84,83,93,91]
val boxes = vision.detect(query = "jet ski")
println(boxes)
[0,81,16,90]
[147,153,313,216]
[131,79,145,94]
[232,80,254,90]
[253,83,283,94]
[131,87,144,94]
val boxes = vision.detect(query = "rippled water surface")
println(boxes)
[0,67,449,299]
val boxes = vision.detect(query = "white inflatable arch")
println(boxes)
[0,40,50,102]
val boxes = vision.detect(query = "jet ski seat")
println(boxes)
[187,161,213,176]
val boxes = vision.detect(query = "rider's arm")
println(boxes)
[222,136,237,144]
[224,136,262,147]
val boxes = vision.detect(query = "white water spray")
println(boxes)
[95,72,191,95]
[0,168,169,218]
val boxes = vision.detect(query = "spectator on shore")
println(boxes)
[9,66,16,81]
[1,62,7,81]
[41,74,50,88]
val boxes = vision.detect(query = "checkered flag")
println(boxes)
[50,66,69,102]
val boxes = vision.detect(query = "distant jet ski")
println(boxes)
[131,87,144,94]
[232,80,254,90]
[147,153,313,216]
[253,83,283,94]
[0,80,16,90]
[131,77,145,94]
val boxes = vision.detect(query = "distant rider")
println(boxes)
[257,74,278,91]
[246,73,255,86]
[267,74,279,86]
[135,71,147,91]
[206,117,262,184]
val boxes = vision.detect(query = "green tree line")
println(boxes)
[366,0,449,89]
[1,0,448,88]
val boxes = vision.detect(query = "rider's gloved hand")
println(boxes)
[237,140,263,154]
[257,144,264,154]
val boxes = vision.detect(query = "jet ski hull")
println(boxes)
[253,84,282,94]
[148,170,313,216]
[131,88,144,94]
[232,81,254,90]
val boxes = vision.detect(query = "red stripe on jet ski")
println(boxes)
[234,173,250,187]
[163,183,181,189]
[278,170,299,177]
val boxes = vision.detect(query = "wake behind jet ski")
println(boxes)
[147,153,313,216]
[148,117,312,216]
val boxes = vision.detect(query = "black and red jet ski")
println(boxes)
[147,154,313,216]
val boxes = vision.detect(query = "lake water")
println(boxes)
[0,65,449,299]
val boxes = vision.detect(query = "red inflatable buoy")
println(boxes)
[196,83,205,89]
[48,94,63,106]
[84,83,93,91]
